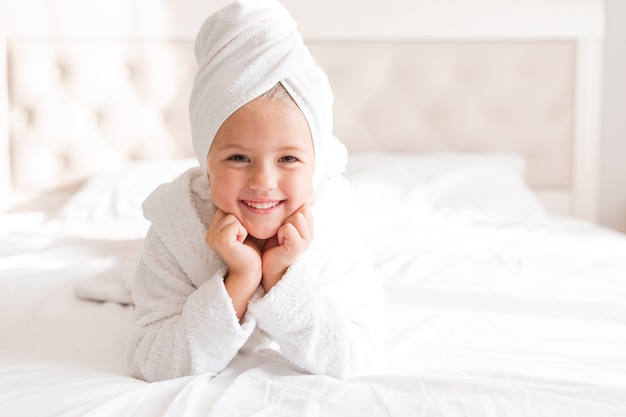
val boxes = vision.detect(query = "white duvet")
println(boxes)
[1,152,626,417]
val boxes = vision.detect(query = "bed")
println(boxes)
[2,0,626,416]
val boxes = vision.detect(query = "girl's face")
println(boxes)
[207,97,315,240]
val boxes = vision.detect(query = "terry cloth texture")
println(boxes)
[127,168,385,382]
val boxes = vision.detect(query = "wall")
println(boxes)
[599,0,626,233]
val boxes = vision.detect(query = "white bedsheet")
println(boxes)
[2,153,626,416]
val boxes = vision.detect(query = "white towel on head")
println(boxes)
[189,0,347,191]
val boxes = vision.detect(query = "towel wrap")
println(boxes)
[189,0,348,191]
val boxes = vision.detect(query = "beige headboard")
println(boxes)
[0,0,605,222]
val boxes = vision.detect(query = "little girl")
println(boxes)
[127,0,385,382]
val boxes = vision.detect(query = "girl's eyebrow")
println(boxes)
[277,145,308,153]
[216,143,308,153]
[213,142,250,152]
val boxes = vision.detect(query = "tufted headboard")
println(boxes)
[5,40,196,189]
[1,0,605,221]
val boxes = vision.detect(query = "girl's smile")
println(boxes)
[241,199,284,212]
[206,94,315,241]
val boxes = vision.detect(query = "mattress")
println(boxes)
[1,152,625,416]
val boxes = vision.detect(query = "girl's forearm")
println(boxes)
[224,272,261,320]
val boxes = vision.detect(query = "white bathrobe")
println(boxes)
[127,167,385,382]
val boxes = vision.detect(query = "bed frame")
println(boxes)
[0,0,605,222]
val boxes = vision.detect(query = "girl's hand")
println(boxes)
[205,209,262,284]
[261,204,313,292]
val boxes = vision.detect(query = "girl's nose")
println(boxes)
[248,162,278,191]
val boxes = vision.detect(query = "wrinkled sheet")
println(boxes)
[2,211,626,417]
[2,154,626,416]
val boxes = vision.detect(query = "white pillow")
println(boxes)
[344,151,547,226]
[57,158,197,239]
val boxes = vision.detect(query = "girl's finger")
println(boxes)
[222,215,248,244]
[208,208,227,230]
[278,222,300,248]
[286,208,312,241]
[208,210,247,245]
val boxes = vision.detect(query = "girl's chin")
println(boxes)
[246,225,280,241]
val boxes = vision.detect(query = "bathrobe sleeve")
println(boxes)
[127,228,256,382]
[247,176,385,379]
[127,168,256,382]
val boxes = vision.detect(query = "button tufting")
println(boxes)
[11,109,33,128]
[129,148,144,161]
[55,63,67,81]
[94,109,105,125]
[125,63,137,80]
[58,151,72,169]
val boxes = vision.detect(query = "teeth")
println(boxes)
[245,201,279,210]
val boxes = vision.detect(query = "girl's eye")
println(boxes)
[279,155,298,163]
[228,154,249,162]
